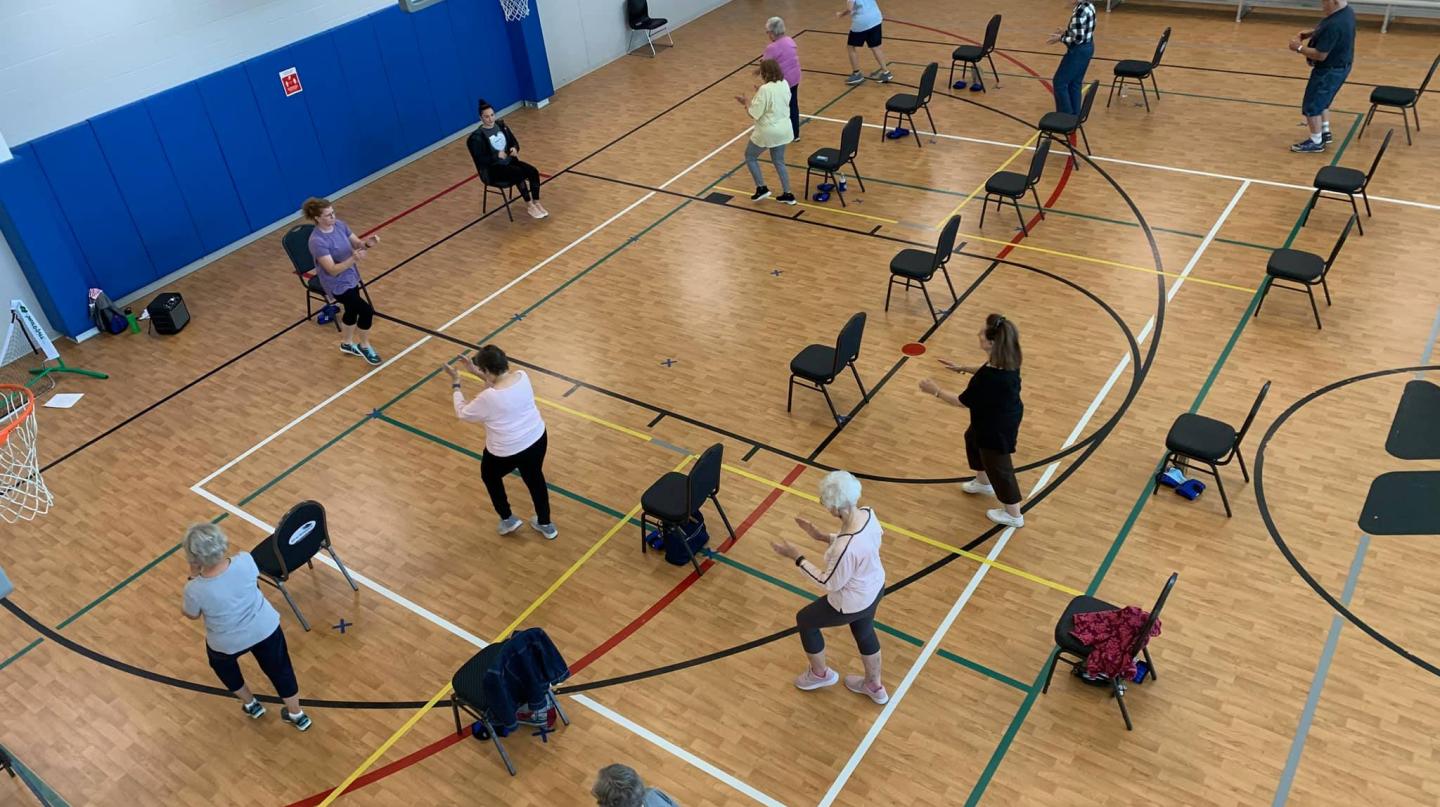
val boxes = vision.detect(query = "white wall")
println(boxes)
[536,0,730,88]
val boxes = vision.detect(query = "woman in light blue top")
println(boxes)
[182,523,311,731]
[838,0,892,85]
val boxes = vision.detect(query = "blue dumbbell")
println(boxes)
[970,82,985,92]
[813,191,831,203]
[886,127,910,139]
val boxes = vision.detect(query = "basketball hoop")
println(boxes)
[499,0,531,22]
[0,385,52,523]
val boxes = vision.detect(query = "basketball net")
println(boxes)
[0,385,52,523]
[499,0,530,22]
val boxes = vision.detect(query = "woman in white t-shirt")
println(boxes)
[443,345,557,540]
[770,470,888,704]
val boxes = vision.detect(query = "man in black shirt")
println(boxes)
[1289,0,1356,153]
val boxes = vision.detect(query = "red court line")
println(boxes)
[284,462,807,806]
[359,171,554,238]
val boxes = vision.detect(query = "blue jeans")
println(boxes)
[1053,42,1094,115]
[1302,66,1350,117]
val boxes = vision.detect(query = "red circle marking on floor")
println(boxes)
[902,342,927,357]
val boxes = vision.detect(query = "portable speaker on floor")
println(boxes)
[146,293,190,335]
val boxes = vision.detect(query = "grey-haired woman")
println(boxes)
[592,764,679,807]
[181,523,310,731]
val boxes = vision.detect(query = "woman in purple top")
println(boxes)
[763,17,802,141]
[304,197,382,365]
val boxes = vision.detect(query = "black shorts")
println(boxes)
[847,24,882,48]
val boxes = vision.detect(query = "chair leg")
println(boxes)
[1139,78,1151,113]
[1359,103,1376,139]
[682,532,705,577]
[640,513,650,555]
[1319,276,1331,306]
[1012,197,1028,235]
[1041,650,1061,693]
[1152,452,1172,496]
[1254,278,1271,318]
[1152,73,1161,99]
[820,385,840,422]
[848,159,866,192]
[1403,107,1413,145]
[1142,647,1157,681]
[276,581,310,631]
[1235,444,1250,483]
[484,717,517,776]
[1078,125,1092,155]
[1112,679,1134,731]
[880,110,891,141]
[1211,462,1232,517]
[1360,188,1372,217]
[804,168,812,200]
[710,495,738,540]
[979,193,990,228]
[884,276,895,312]
[1306,286,1322,330]
[1349,195,1365,235]
[325,545,360,592]
[948,61,956,89]
[646,30,657,58]
[940,265,958,301]
[849,362,868,398]
[1107,77,1118,108]
[908,113,922,149]
[988,54,1001,86]
[453,700,464,736]
[923,105,938,139]
[1300,190,1319,227]
[1030,186,1046,220]
[549,690,571,726]
[920,282,938,324]
[786,376,796,411]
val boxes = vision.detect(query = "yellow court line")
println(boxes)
[536,395,657,443]
[318,457,689,806]
[959,231,1258,293]
[935,130,1042,230]
[713,185,899,224]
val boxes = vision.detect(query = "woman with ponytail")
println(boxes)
[919,314,1026,528]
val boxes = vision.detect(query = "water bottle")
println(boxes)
[124,307,141,334]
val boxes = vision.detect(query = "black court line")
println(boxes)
[646,412,666,428]
[742,444,761,462]
[563,382,581,397]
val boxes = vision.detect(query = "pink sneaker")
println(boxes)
[844,674,889,704]
[794,668,838,691]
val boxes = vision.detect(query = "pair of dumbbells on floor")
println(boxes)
[812,179,848,203]
[953,80,986,92]
[1155,466,1206,500]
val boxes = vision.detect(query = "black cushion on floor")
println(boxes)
[808,148,841,168]
[952,45,983,61]
[452,644,505,705]
[985,171,1027,197]
[1314,165,1366,193]
[1266,248,1325,282]
[889,249,935,279]
[1165,413,1236,461]
[1370,85,1417,106]
[885,93,919,113]
[791,344,837,381]
[633,17,667,29]
[1114,59,1152,78]
[307,276,325,294]
[1359,471,1440,535]
[1386,380,1440,460]
[1038,111,1078,133]
[642,472,689,521]
[1055,594,1118,655]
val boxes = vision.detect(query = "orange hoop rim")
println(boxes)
[0,384,36,444]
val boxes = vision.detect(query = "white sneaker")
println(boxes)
[962,480,995,496]
[844,674,890,704]
[498,516,524,535]
[530,517,558,541]
[986,509,1025,529]
[794,668,838,691]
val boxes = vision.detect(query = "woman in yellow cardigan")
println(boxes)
[736,59,797,204]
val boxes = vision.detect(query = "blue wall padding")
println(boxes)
[91,103,208,275]
[0,0,554,337]
[145,85,253,254]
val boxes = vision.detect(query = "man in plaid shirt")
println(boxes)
[1047,0,1097,115]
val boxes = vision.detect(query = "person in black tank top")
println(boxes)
[919,314,1027,529]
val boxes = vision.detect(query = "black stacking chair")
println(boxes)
[887,216,961,322]
[250,500,358,631]
[639,443,736,577]
[804,115,867,206]
[1108,27,1171,111]
[1255,214,1356,329]
[882,62,939,148]
[451,628,571,776]
[1359,53,1438,145]
[626,0,672,58]
[949,14,1002,92]
[1301,128,1392,236]
[1153,382,1270,517]
[466,131,519,222]
[788,312,867,422]
[1041,572,1177,731]
[282,224,340,332]
[1039,80,1098,167]
[980,138,1052,235]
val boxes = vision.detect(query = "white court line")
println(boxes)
[194,486,786,806]
[803,113,1440,212]
[193,124,755,490]
[816,181,1250,807]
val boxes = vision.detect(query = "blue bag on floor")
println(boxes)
[662,512,709,566]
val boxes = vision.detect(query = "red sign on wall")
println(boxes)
[279,68,303,97]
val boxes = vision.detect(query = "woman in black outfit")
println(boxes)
[467,98,548,219]
[919,313,1026,529]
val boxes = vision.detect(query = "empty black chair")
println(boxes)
[1038,80,1098,166]
[626,0,672,58]
[1359,53,1438,145]
[882,62,939,149]
[1153,382,1270,517]
[282,224,340,332]
[804,115,867,207]
[1041,573,1177,731]
[1301,128,1392,236]
[249,501,358,631]
[451,628,571,776]
[788,312,868,422]
[1108,27,1170,111]
[980,137,1052,235]
[639,443,736,576]
[887,216,961,322]
[1255,214,1356,329]
[949,14,1002,92]
[466,131,519,222]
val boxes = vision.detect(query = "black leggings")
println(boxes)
[206,626,299,698]
[488,161,542,202]
[333,286,373,330]
[481,431,551,524]
[964,428,1023,505]
[797,588,883,655]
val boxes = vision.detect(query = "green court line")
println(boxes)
[0,639,42,673]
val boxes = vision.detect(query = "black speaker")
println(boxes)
[146,293,190,335]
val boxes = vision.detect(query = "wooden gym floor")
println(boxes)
[2,1,1438,804]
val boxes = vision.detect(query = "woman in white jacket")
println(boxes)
[736,58,797,204]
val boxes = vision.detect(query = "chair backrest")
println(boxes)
[1151,27,1172,69]
[255,500,329,578]
[833,312,866,375]
[839,115,864,162]
[626,0,648,27]
[686,443,724,508]
[981,14,1002,55]
[1363,128,1395,187]
[1321,214,1358,276]
[282,224,315,276]
[1025,136,1053,189]
[1077,80,1100,125]
[933,215,961,272]
[1415,52,1440,96]
[1233,380,1272,448]
[465,131,492,184]
[917,62,939,106]
[1125,572,1178,659]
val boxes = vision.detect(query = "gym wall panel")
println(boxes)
[0,152,93,336]
[243,46,335,208]
[329,17,406,177]
[28,123,157,294]
[410,6,474,136]
[196,66,293,231]
[292,32,371,189]
[449,0,521,114]
[144,84,252,254]
[371,8,444,155]
[91,103,208,276]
